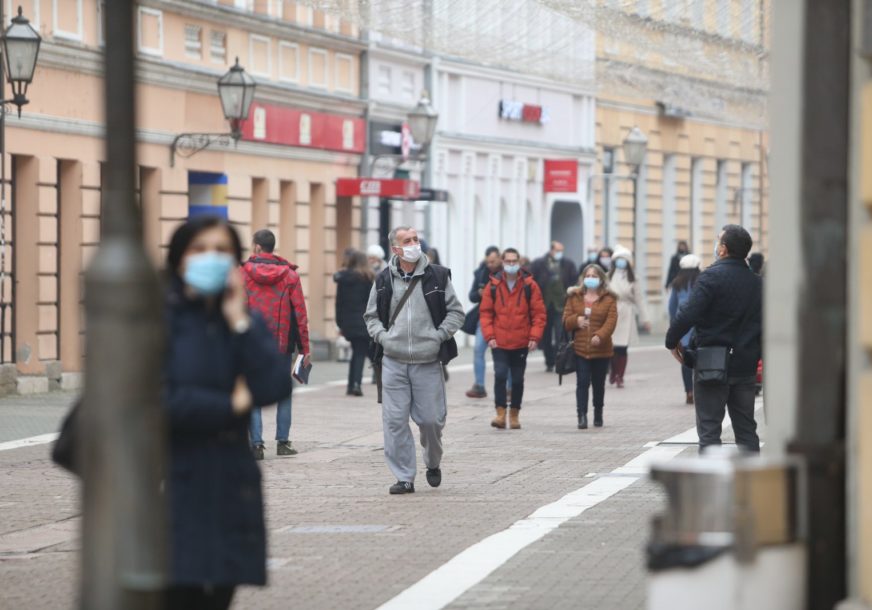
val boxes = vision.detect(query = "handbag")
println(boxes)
[689,300,755,386]
[52,399,82,476]
[372,276,421,403]
[461,305,480,335]
[555,330,577,386]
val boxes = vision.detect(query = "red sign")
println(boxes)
[499,100,550,125]
[336,178,421,199]
[241,102,366,153]
[543,160,578,193]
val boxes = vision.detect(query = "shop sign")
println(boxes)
[240,102,366,153]
[543,160,578,193]
[336,178,421,199]
[498,100,550,125]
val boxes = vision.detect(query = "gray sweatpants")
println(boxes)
[381,356,447,483]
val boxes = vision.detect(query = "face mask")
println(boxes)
[714,241,721,260]
[615,258,628,269]
[504,264,520,275]
[400,244,422,263]
[583,277,601,290]
[553,251,564,261]
[599,257,612,269]
[183,251,233,296]
[588,253,598,263]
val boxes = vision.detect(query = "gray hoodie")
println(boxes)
[364,255,465,364]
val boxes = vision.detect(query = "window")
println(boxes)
[692,0,706,30]
[308,48,328,89]
[234,0,254,10]
[53,0,83,41]
[137,7,163,57]
[279,41,300,83]
[376,65,391,98]
[210,31,227,64]
[335,53,354,93]
[249,34,271,77]
[400,70,415,102]
[185,25,202,59]
[717,0,731,37]
[96,0,105,46]
[741,0,757,44]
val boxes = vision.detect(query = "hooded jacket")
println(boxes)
[364,255,464,364]
[242,253,310,355]
[479,270,546,350]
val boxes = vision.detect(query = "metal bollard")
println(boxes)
[646,449,806,610]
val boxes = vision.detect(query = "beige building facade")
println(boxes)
[593,0,770,324]
[0,0,366,389]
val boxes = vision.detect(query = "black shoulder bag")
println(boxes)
[373,276,421,403]
[692,304,755,386]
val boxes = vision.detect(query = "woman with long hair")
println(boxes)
[164,216,292,609]
[563,264,618,429]
[608,246,650,388]
[668,254,702,404]
[334,250,375,396]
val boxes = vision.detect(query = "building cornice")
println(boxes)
[140,0,367,54]
[38,41,367,117]
[435,58,596,98]
[595,98,767,133]
[367,42,430,67]
[435,132,596,161]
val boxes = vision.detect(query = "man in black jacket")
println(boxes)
[665,225,762,453]
[466,246,502,398]
[530,242,578,372]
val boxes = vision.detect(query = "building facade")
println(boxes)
[0,0,367,389]
[593,0,770,324]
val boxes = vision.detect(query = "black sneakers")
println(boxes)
[252,444,264,461]
[426,468,442,488]
[277,441,298,456]
[389,481,415,495]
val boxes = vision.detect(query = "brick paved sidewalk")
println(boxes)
[0,343,759,610]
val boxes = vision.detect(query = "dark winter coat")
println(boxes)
[468,262,492,304]
[665,257,762,376]
[665,252,683,288]
[164,284,293,587]
[529,254,578,310]
[334,269,373,340]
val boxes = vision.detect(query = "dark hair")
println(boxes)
[598,247,614,258]
[608,258,635,283]
[671,267,700,291]
[677,241,689,252]
[348,250,375,282]
[253,229,276,253]
[748,252,764,275]
[720,224,753,260]
[427,247,442,265]
[167,216,243,278]
[502,247,520,259]
[485,245,500,257]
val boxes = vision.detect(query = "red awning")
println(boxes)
[336,178,421,199]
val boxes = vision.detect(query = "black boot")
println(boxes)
[577,413,588,429]
[594,407,603,427]
[350,383,363,397]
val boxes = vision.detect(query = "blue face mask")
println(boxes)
[183,251,234,296]
[714,241,721,260]
[583,277,601,290]
[504,264,520,275]
[615,258,628,269]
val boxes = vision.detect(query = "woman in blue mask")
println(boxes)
[608,246,650,388]
[563,265,618,429]
[163,216,292,610]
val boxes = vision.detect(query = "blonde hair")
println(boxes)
[579,263,611,295]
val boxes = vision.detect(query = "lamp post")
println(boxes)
[0,5,41,365]
[169,57,256,166]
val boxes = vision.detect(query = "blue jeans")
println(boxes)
[250,354,293,446]
[474,323,511,388]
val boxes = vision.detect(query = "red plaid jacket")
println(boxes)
[242,253,310,355]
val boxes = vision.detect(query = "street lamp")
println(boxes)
[170,57,256,166]
[622,126,648,172]
[406,91,438,150]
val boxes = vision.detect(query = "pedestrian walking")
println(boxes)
[608,245,650,388]
[163,216,292,609]
[242,229,311,460]
[479,247,546,430]
[563,264,618,429]
[367,243,387,274]
[666,224,762,453]
[334,250,375,397]
[668,254,701,405]
[465,246,503,398]
[364,226,464,495]
[665,240,690,288]
[530,241,578,372]
[597,247,614,272]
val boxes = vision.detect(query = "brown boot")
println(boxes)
[509,407,521,429]
[491,406,507,429]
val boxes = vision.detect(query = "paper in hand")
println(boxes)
[293,354,312,384]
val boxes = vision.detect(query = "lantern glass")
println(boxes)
[217,58,256,122]
[3,8,41,85]
[622,127,648,169]
[407,93,439,148]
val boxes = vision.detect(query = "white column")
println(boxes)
[662,154,677,282]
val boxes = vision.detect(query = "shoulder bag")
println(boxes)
[691,301,755,386]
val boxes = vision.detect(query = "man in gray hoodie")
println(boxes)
[364,226,465,495]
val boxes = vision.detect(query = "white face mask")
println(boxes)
[714,241,721,260]
[400,244,422,263]
[504,264,520,275]
[553,251,564,261]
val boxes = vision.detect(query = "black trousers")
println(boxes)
[165,585,235,610]
[694,374,760,452]
[576,356,610,416]
[347,337,370,388]
[492,348,528,408]
[542,307,563,367]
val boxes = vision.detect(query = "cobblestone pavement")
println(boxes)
[0,338,764,610]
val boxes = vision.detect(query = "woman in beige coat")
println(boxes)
[608,246,650,387]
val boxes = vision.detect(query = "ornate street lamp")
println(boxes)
[3,7,40,117]
[406,91,439,149]
[170,57,256,166]
[622,126,648,171]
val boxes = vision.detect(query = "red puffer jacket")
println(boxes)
[242,253,310,355]
[480,271,547,350]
